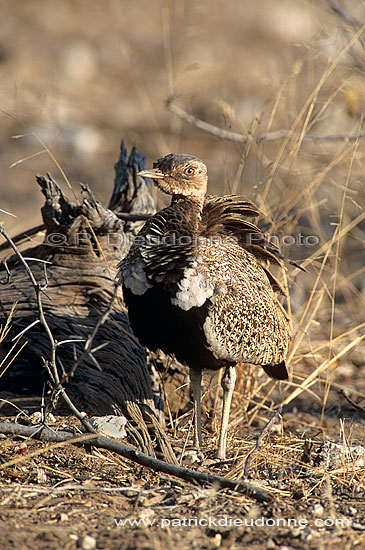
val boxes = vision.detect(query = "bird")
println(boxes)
[118,153,292,459]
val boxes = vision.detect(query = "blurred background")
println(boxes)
[0,1,363,224]
[0,0,364,435]
[0,1,364,361]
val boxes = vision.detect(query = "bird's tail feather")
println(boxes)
[262,360,288,380]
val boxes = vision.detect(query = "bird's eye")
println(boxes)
[185,167,195,175]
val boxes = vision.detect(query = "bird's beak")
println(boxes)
[137,169,164,180]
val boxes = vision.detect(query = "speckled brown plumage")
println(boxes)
[118,153,292,458]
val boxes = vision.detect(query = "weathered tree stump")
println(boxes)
[0,143,176,461]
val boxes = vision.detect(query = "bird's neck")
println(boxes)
[171,194,204,234]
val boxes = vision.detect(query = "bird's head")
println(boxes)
[138,153,208,202]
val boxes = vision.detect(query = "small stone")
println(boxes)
[267,538,275,548]
[89,415,127,439]
[180,449,203,465]
[347,506,357,516]
[37,468,47,484]
[57,513,69,522]
[245,505,261,520]
[15,442,29,454]
[313,504,324,516]
[202,458,219,467]
[78,535,96,550]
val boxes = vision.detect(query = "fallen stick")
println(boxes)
[0,421,271,502]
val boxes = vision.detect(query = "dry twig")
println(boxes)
[167,99,365,144]
[244,407,283,477]
[0,421,271,502]
[338,389,365,415]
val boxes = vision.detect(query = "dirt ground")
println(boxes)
[0,1,364,549]
[0,404,364,550]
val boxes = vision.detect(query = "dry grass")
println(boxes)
[0,1,364,548]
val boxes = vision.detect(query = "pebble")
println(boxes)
[180,449,203,465]
[313,504,324,517]
[89,415,127,439]
[209,534,222,549]
[78,535,96,550]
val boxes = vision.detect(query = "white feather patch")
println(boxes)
[120,258,152,296]
[171,266,214,311]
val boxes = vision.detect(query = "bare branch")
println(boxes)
[0,421,271,502]
[0,223,45,253]
[118,212,152,221]
[63,283,119,381]
[167,99,365,144]
[11,319,40,341]
[0,207,16,217]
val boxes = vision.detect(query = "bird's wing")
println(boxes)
[195,240,291,366]
[201,194,307,274]
[200,195,289,295]
[201,195,260,236]
[201,195,281,261]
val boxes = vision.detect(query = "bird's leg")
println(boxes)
[190,369,202,449]
[216,365,237,460]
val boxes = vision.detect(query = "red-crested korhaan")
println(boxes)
[118,153,293,459]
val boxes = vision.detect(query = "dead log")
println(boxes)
[0,142,176,461]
